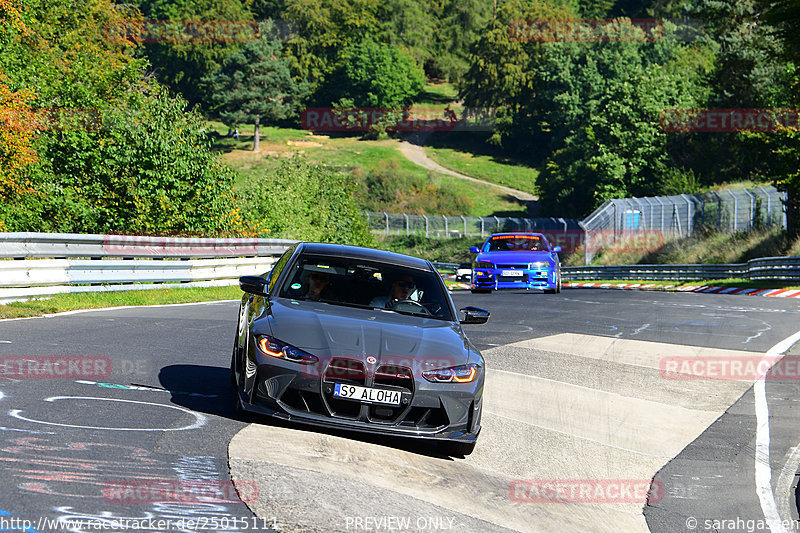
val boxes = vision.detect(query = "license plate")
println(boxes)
[333,383,401,405]
[501,270,524,277]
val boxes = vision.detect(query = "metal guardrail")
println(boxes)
[562,256,800,282]
[0,232,296,258]
[0,233,296,304]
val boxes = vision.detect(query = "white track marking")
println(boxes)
[9,396,207,431]
[755,329,800,533]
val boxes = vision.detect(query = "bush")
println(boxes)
[236,157,373,246]
[4,86,238,235]
[353,160,473,215]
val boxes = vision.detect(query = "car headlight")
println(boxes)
[257,336,318,364]
[529,261,550,269]
[473,261,494,269]
[422,363,479,383]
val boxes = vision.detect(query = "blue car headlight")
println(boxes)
[529,261,550,270]
[474,261,494,269]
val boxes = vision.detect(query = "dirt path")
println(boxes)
[396,140,538,203]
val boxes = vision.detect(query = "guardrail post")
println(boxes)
[493,216,500,233]
[403,213,409,236]
[384,212,389,237]
[443,215,448,238]
[423,215,429,238]
[480,217,485,238]
[461,215,467,237]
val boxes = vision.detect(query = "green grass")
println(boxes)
[416,82,458,104]
[0,285,242,319]
[425,148,538,195]
[213,122,528,217]
[565,228,800,267]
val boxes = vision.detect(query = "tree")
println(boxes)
[463,8,707,216]
[134,0,254,105]
[325,39,424,108]
[205,21,307,151]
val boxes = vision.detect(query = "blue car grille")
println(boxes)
[496,264,529,269]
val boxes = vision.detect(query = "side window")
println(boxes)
[267,248,295,293]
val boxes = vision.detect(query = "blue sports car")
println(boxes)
[469,233,562,294]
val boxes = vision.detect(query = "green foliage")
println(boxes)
[353,160,473,215]
[325,39,424,108]
[205,21,307,130]
[375,234,484,264]
[236,157,373,245]
[280,0,382,93]
[0,0,238,235]
[134,0,254,105]
[9,86,237,234]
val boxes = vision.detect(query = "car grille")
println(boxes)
[498,274,528,282]
[323,358,367,418]
[368,364,414,423]
[267,357,450,431]
[497,264,528,269]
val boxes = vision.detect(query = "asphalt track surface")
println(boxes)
[0,289,799,532]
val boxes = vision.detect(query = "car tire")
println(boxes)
[229,347,237,386]
[544,288,556,294]
[444,440,476,456]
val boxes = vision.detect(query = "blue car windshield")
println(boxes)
[485,235,547,252]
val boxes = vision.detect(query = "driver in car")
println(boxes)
[370,274,416,308]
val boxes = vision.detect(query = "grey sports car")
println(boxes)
[231,242,490,456]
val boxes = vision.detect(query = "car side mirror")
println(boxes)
[553,246,562,253]
[459,306,490,325]
[239,275,268,296]
[470,246,480,253]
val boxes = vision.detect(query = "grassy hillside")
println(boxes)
[208,121,530,217]
[564,228,800,267]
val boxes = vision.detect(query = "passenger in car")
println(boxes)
[304,271,331,301]
[369,274,416,308]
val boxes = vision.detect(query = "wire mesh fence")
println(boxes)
[581,186,786,237]
[365,212,582,239]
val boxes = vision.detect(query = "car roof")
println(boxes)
[487,232,548,239]
[298,243,433,271]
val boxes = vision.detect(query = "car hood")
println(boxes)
[260,298,474,366]
[476,250,553,264]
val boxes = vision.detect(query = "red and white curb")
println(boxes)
[564,282,800,298]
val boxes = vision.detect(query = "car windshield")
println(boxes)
[278,255,454,321]
[485,235,547,252]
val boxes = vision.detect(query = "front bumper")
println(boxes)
[240,356,483,443]
[472,268,558,290]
